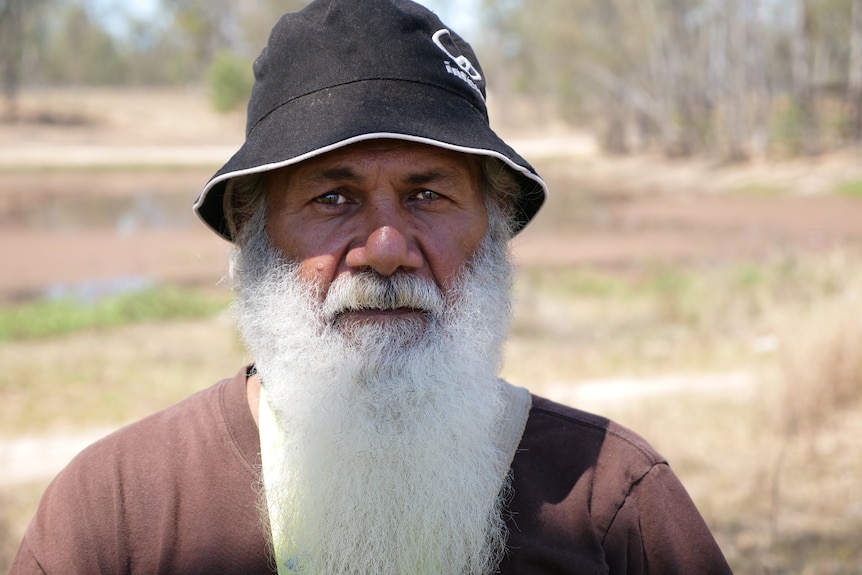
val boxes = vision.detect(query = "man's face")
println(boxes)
[233,142,513,575]
[262,139,490,315]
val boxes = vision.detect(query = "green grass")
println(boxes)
[511,252,862,575]
[2,252,862,574]
[508,251,862,381]
[833,179,862,198]
[0,286,232,341]
[732,181,787,197]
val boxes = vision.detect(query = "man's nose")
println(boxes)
[345,218,424,277]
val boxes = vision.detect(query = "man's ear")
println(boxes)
[224,174,265,243]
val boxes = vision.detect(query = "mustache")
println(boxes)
[322,271,445,323]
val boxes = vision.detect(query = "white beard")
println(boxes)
[232,224,515,575]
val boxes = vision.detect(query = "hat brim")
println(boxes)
[194,79,547,242]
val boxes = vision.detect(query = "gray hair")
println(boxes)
[223,155,522,247]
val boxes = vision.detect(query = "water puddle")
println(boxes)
[44,275,156,302]
[0,191,195,232]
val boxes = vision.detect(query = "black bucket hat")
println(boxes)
[194,0,547,243]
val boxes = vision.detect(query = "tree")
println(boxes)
[0,0,26,119]
[207,51,253,113]
[155,0,309,85]
[850,0,862,142]
[237,0,309,55]
[793,0,819,155]
[475,0,862,158]
[38,3,128,85]
[159,0,240,82]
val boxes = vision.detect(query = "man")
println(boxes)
[10,1,733,573]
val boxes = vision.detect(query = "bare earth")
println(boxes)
[2,89,861,301]
[2,89,861,477]
[3,88,862,572]
[3,166,862,302]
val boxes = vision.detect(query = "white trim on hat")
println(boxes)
[194,132,548,239]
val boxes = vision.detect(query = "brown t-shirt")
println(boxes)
[10,369,732,574]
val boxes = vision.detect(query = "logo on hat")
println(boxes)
[432,28,483,98]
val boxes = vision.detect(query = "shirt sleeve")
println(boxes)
[8,537,48,575]
[601,463,733,575]
[7,452,127,575]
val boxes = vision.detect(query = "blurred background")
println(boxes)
[1,0,861,572]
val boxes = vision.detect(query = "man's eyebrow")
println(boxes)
[311,167,364,183]
[308,167,460,185]
[402,170,457,185]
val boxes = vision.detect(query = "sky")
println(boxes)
[91,0,479,40]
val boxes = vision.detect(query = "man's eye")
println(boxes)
[415,189,442,201]
[316,192,347,205]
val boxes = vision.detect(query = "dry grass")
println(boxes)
[598,388,862,574]
[1,87,245,148]
[507,250,862,574]
[0,313,248,435]
[0,314,251,571]
[2,87,862,572]
[776,304,862,435]
[3,252,862,572]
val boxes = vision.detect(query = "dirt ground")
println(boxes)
[0,169,232,302]
[3,88,862,573]
[2,88,862,301]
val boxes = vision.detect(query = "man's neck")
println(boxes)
[246,372,262,427]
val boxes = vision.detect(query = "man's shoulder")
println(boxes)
[511,394,671,549]
[508,396,732,573]
[17,368,269,574]
[524,394,666,468]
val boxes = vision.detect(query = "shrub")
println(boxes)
[206,52,253,113]
[777,297,862,433]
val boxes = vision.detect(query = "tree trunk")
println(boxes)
[0,0,24,121]
[849,0,862,143]
[792,0,818,156]
[724,0,749,163]
[746,0,770,158]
